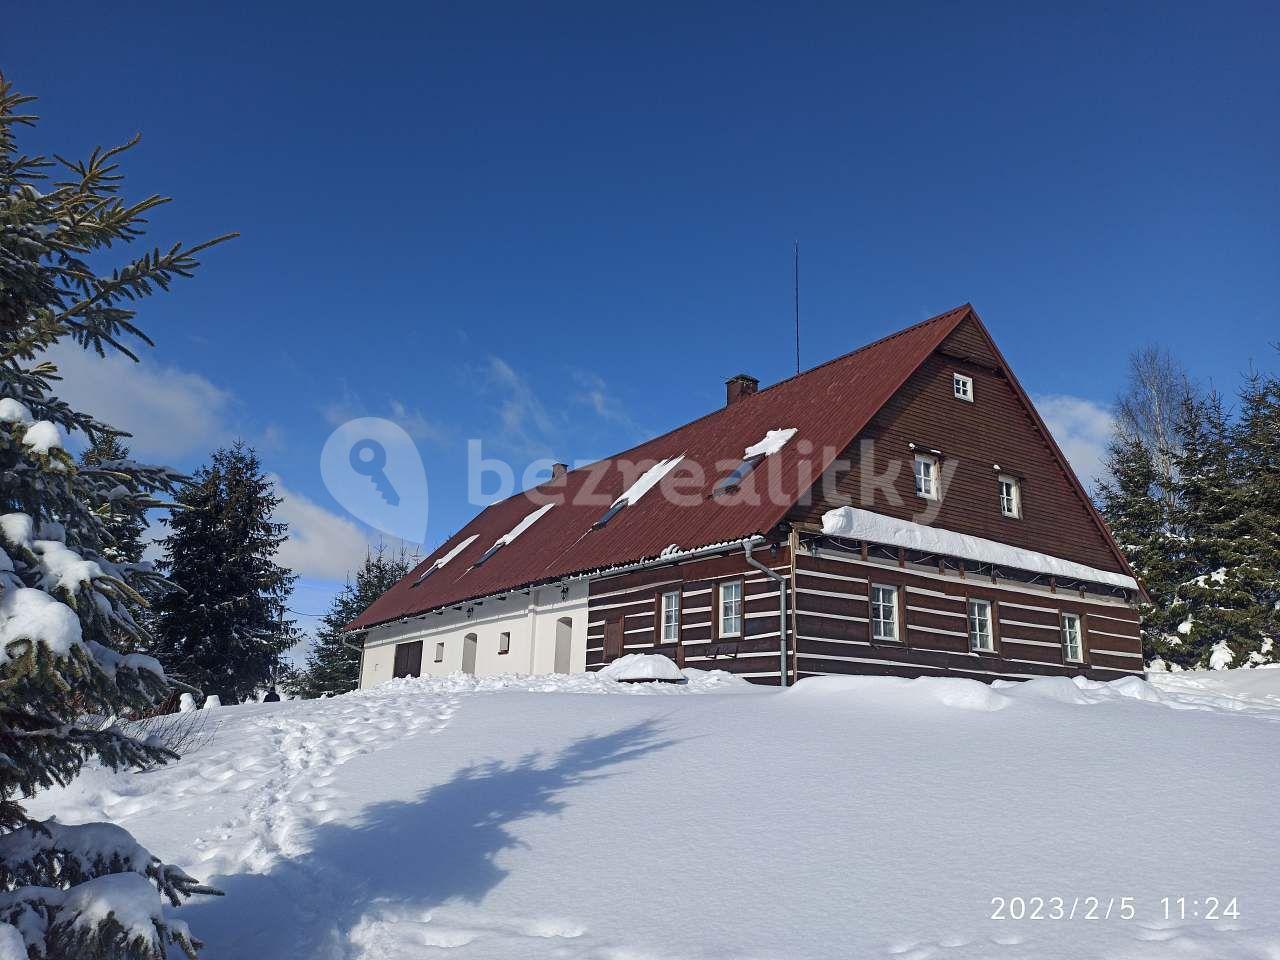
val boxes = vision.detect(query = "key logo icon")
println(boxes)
[321,418,428,545]
[349,438,399,506]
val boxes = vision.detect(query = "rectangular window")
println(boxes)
[498,631,511,655]
[433,641,445,663]
[913,454,938,500]
[968,599,994,652]
[953,372,973,402]
[660,590,681,642]
[999,474,1021,518]
[870,584,899,642]
[1061,613,1083,662]
[719,580,743,637]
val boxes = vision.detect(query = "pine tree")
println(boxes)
[0,75,230,958]
[289,543,414,699]
[1096,431,1179,663]
[151,442,299,702]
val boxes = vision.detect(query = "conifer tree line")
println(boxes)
[1097,347,1280,670]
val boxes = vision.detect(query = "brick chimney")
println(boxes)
[725,374,759,406]
[551,462,568,480]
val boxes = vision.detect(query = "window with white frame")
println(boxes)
[913,454,938,500]
[660,590,681,642]
[434,641,445,663]
[1061,613,1083,662]
[870,584,899,642]
[953,372,973,402]
[968,599,994,652]
[498,631,511,655]
[998,474,1021,518]
[719,580,743,637]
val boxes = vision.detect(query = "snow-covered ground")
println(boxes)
[27,667,1280,959]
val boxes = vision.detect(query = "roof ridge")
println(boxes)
[532,302,973,483]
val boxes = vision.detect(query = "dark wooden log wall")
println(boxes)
[586,549,792,681]
[787,317,1126,573]
[792,542,1144,682]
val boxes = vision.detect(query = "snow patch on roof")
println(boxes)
[485,502,555,554]
[414,534,478,584]
[743,427,797,460]
[821,506,1139,591]
[610,456,684,509]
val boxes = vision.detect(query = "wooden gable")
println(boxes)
[788,314,1129,575]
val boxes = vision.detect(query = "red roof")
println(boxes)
[350,305,983,630]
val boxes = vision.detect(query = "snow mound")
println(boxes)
[382,667,754,696]
[789,675,1012,712]
[599,653,684,682]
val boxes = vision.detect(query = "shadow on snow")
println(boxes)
[182,716,676,958]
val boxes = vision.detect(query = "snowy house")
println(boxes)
[349,305,1145,687]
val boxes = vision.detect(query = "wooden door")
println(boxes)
[604,616,624,662]
[393,640,423,678]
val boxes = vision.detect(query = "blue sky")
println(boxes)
[5,2,1277,646]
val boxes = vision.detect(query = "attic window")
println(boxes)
[715,428,797,495]
[473,502,554,567]
[594,456,684,529]
[953,373,973,402]
[412,534,478,586]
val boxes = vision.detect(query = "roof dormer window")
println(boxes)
[594,456,684,529]
[473,502,554,567]
[715,428,797,495]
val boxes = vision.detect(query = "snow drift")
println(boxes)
[25,669,1280,960]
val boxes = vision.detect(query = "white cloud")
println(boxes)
[323,382,448,445]
[482,356,559,457]
[271,477,375,581]
[271,477,424,582]
[571,370,647,439]
[42,342,233,460]
[1033,394,1115,492]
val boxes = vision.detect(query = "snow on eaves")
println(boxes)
[821,506,1139,591]
[743,427,797,460]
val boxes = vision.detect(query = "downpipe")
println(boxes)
[744,539,788,688]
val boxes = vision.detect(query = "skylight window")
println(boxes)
[715,428,797,494]
[473,502,554,567]
[594,456,684,529]
[412,534,478,586]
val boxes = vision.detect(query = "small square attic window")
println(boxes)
[953,373,973,402]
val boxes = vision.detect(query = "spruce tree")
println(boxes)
[0,75,229,958]
[1096,431,1179,663]
[1228,370,1280,664]
[1166,392,1261,668]
[152,442,299,703]
[78,433,147,565]
[289,543,414,699]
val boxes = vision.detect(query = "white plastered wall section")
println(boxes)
[358,580,590,688]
